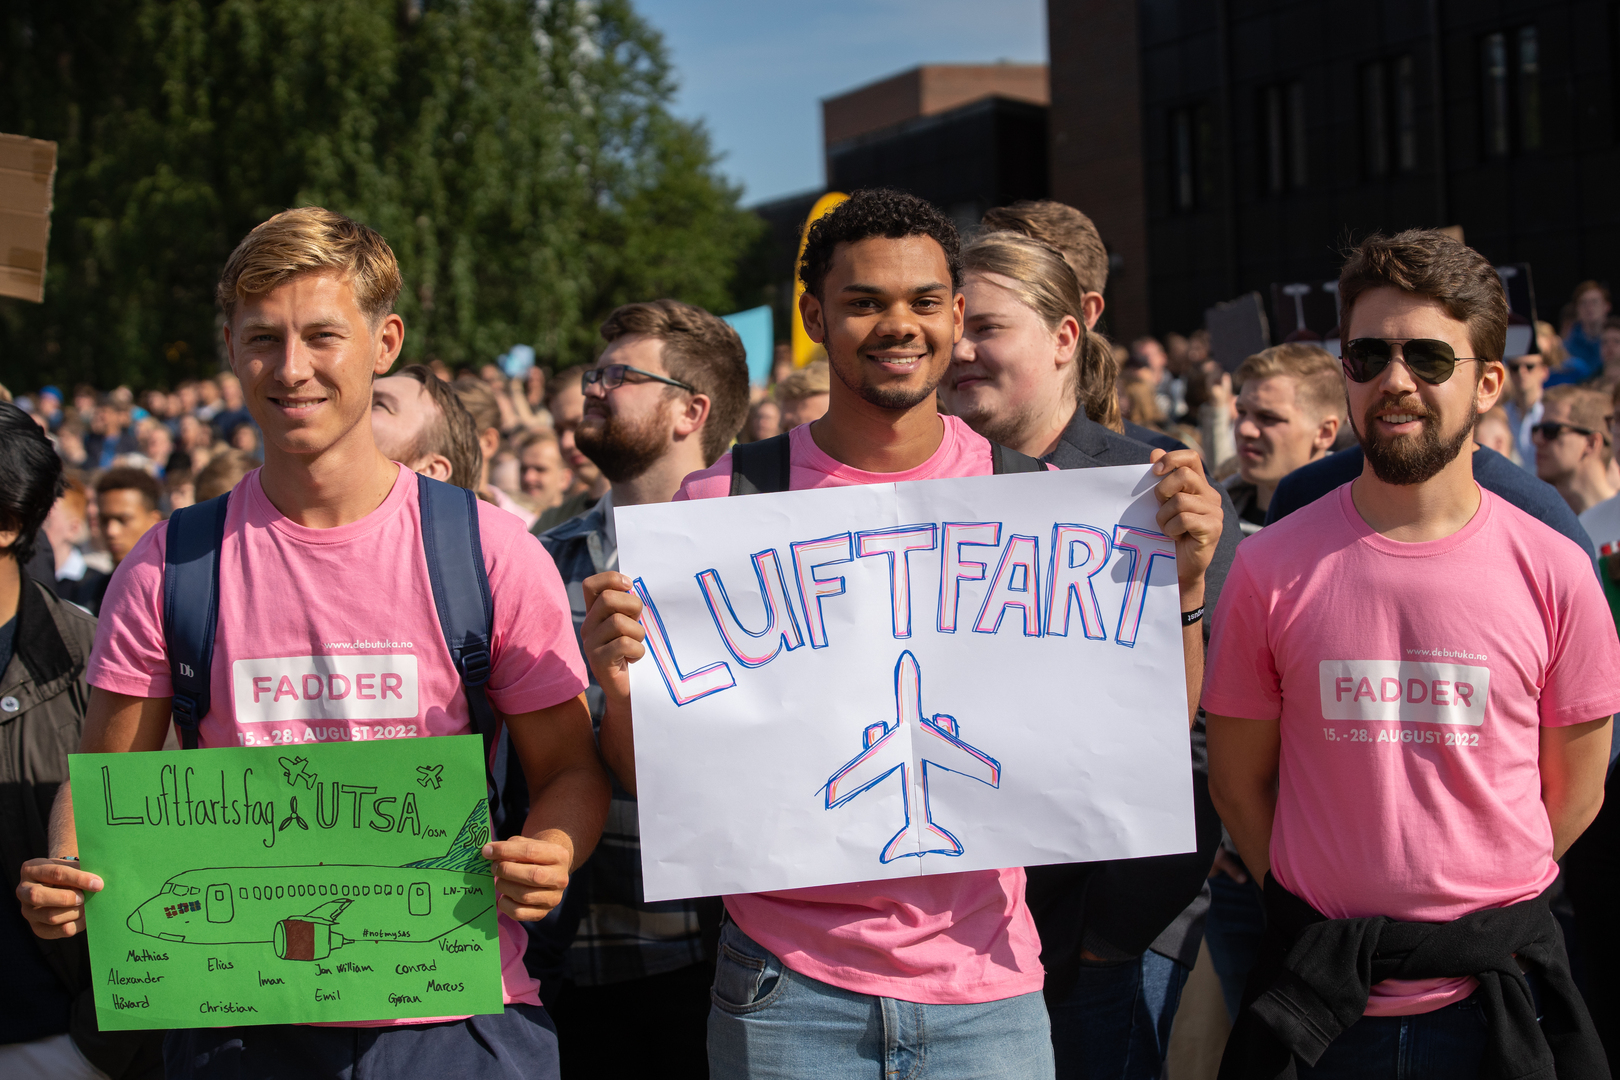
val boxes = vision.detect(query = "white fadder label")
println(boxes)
[1318,660,1488,726]
[231,655,419,723]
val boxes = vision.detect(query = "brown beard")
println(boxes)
[575,400,672,484]
[1352,391,1478,486]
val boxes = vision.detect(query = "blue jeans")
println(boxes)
[708,920,1055,1079]
[1296,994,1489,1079]
[1048,951,1190,1080]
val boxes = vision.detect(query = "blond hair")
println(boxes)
[775,360,830,403]
[1233,343,1346,422]
[217,207,402,325]
[960,232,1121,432]
[1545,384,1614,467]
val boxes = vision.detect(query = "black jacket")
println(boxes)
[1023,410,1237,996]
[1220,875,1608,1080]
[0,578,162,1078]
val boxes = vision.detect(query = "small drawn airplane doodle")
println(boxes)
[278,756,317,789]
[415,765,444,790]
[821,650,1002,863]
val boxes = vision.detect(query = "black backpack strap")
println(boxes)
[729,433,793,495]
[162,494,230,750]
[416,475,501,814]
[991,442,1044,475]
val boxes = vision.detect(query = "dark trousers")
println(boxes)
[547,962,711,1080]
[1204,869,1267,1020]
[1564,766,1620,1065]
[1295,994,1489,1080]
[163,1003,559,1080]
[1048,951,1191,1080]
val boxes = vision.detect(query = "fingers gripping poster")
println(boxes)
[68,737,503,1029]
[616,465,1197,901]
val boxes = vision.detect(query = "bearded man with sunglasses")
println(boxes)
[1204,230,1615,1079]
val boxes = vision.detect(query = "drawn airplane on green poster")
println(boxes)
[122,802,495,961]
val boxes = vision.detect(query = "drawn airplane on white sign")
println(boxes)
[822,651,1002,863]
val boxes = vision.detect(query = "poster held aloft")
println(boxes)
[617,464,1198,902]
[69,736,504,1030]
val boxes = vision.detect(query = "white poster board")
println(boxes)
[616,465,1195,901]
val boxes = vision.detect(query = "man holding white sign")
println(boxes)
[581,189,1222,1078]
[1206,230,1616,1077]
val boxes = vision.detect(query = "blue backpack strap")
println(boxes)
[416,475,502,814]
[162,494,230,750]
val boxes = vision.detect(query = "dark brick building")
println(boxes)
[1050,0,1620,341]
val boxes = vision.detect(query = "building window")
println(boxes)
[1518,27,1541,151]
[1173,108,1195,210]
[1481,27,1541,156]
[1482,32,1510,156]
[1362,56,1418,178]
[1170,104,1213,212]
[1260,81,1306,195]
[1361,62,1390,177]
[1394,55,1418,171]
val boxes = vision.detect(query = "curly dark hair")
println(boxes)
[798,189,961,300]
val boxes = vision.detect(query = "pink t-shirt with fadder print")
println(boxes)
[1202,482,1620,1016]
[674,417,1047,1005]
[88,464,589,1024]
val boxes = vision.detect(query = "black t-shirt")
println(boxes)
[0,611,77,1045]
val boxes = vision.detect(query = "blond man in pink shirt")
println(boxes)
[1205,230,1615,1079]
[16,209,609,1080]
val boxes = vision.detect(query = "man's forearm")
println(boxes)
[47,782,77,860]
[1181,581,1206,727]
[525,764,610,872]
[1213,786,1275,884]
[597,700,637,797]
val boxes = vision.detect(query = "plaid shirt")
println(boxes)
[532,496,706,986]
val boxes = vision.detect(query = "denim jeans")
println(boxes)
[1048,951,1190,1080]
[707,920,1055,1079]
[1204,869,1267,1020]
[1296,993,1489,1080]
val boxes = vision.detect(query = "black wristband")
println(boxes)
[1181,605,1205,627]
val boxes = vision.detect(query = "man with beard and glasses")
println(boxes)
[1205,229,1616,1079]
[526,299,749,1080]
[575,189,1222,1079]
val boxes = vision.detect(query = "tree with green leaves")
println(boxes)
[0,0,759,389]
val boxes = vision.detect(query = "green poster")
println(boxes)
[68,736,504,1030]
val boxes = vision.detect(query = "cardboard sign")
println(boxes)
[617,465,1197,901]
[0,132,57,303]
[69,737,503,1029]
[1205,293,1271,372]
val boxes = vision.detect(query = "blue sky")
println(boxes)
[632,0,1047,206]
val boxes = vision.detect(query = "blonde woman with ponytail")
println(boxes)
[943,229,1239,1080]
[942,232,1123,454]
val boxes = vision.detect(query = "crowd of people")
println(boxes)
[0,189,1614,1080]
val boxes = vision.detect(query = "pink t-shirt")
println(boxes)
[674,417,1046,1004]
[88,464,589,1023]
[1202,482,1620,1016]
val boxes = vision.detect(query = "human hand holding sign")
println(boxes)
[16,857,102,939]
[482,832,575,921]
[582,570,647,796]
[1149,447,1223,726]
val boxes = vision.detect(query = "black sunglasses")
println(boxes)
[582,363,696,394]
[1531,420,1609,442]
[1341,338,1483,384]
